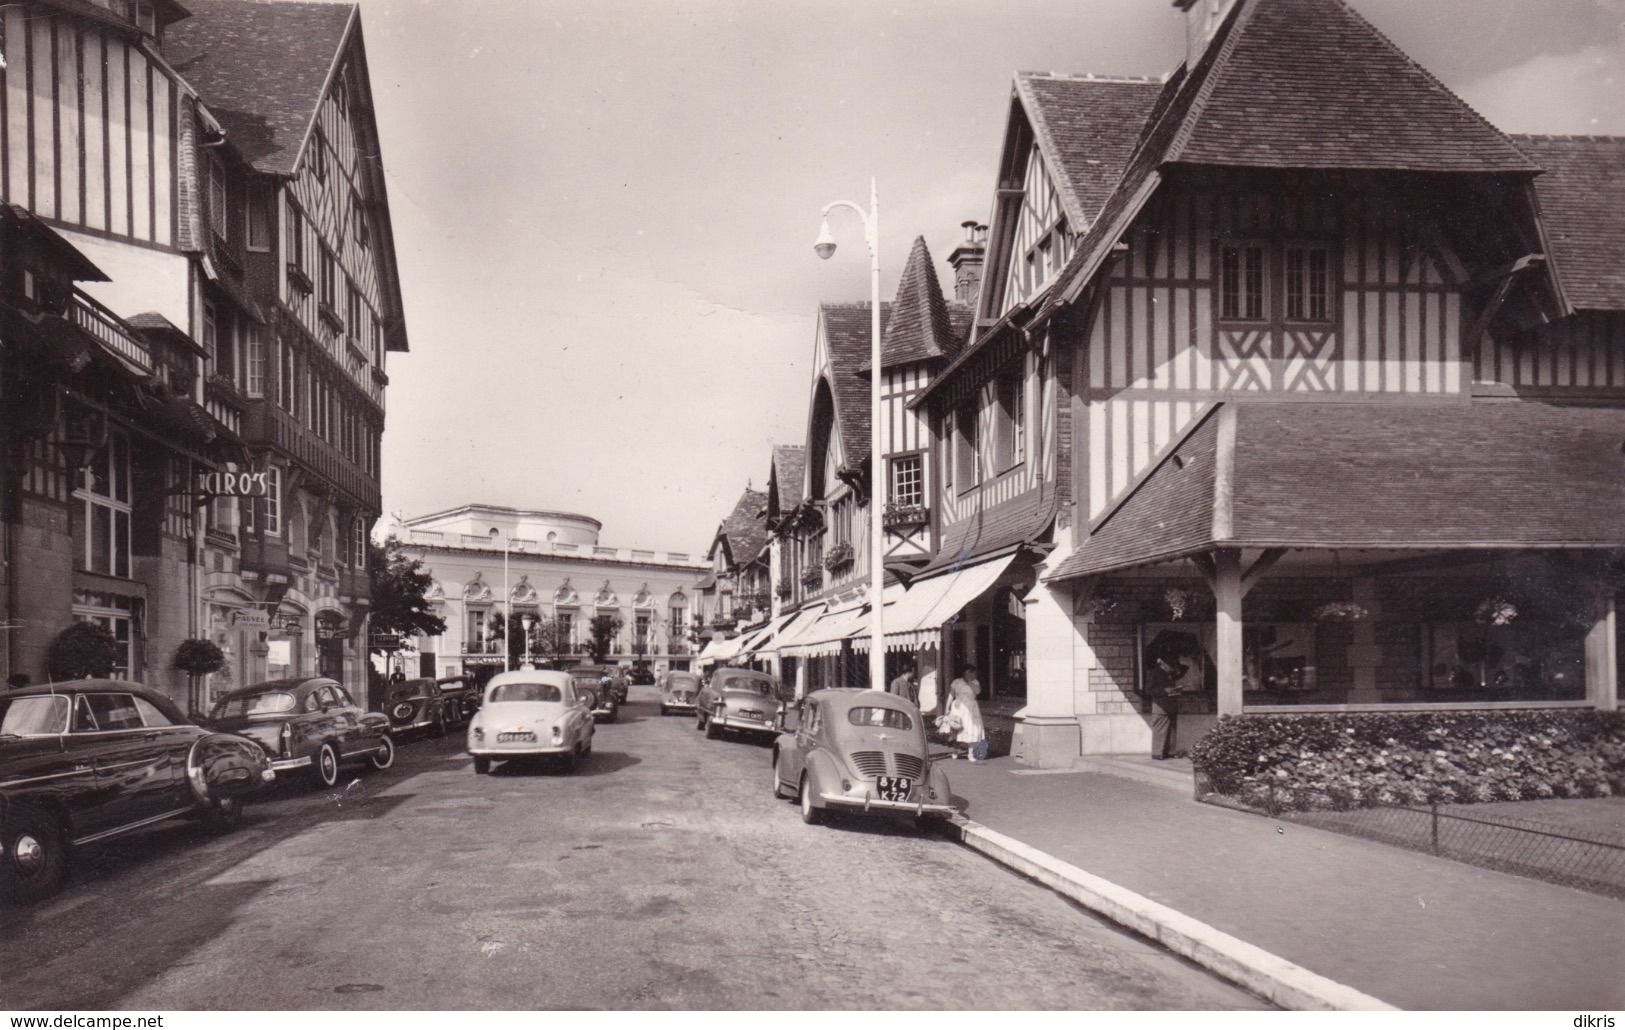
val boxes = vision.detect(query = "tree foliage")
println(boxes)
[47,621,122,680]
[587,614,623,663]
[368,536,447,654]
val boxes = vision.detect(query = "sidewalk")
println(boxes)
[940,753,1625,1011]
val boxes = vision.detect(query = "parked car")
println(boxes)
[627,665,656,686]
[382,677,466,739]
[436,675,480,719]
[467,670,594,774]
[567,665,622,722]
[659,671,703,716]
[205,677,395,789]
[695,668,788,740]
[0,680,276,904]
[771,688,953,828]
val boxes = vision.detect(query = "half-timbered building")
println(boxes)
[0,0,408,709]
[913,0,1625,766]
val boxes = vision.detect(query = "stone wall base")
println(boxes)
[1075,711,1220,756]
[1012,716,1081,769]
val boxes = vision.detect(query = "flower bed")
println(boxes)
[1190,709,1625,810]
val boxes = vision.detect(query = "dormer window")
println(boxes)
[207,154,229,243]
[125,1,156,36]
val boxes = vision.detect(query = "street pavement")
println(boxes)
[0,686,1265,1011]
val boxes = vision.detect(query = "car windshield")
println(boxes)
[848,707,913,730]
[490,682,563,704]
[0,695,71,736]
[211,692,298,718]
[668,676,698,689]
[717,676,771,696]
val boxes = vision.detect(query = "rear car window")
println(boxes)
[848,707,913,730]
[0,695,70,736]
[716,676,771,696]
[491,682,563,704]
[212,692,298,718]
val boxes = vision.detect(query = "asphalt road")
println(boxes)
[0,686,1269,1011]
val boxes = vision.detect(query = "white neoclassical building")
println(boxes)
[388,505,710,683]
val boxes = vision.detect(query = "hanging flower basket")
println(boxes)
[1313,602,1370,623]
[1475,597,1518,626]
[824,543,854,571]
[1164,588,1194,621]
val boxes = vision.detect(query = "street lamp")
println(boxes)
[815,178,885,692]
[487,527,510,672]
[521,612,535,669]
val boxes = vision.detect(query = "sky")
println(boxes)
[360,0,1625,553]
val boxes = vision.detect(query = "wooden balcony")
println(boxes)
[242,399,381,510]
[70,291,152,375]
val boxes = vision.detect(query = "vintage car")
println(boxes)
[626,665,656,686]
[436,675,481,719]
[771,688,953,828]
[567,665,622,722]
[467,670,594,773]
[695,668,788,740]
[382,677,466,739]
[0,681,275,904]
[205,677,395,789]
[658,671,703,716]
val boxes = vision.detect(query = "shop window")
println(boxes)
[75,432,131,578]
[72,594,137,680]
[1425,621,1585,700]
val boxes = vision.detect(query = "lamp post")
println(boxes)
[521,613,534,669]
[487,527,510,672]
[814,178,885,692]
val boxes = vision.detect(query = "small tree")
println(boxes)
[587,614,623,664]
[173,638,226,716]
[368,536,447,655]
[46,621,122,681]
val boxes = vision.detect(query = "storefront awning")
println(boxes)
[866,552,1018,651]
[697,633,744,665]
[736,609,804,657]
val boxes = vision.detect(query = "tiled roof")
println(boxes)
[714,488,769,568]
[820,302,889,467]
[771,445,806,511]
[1050,401,1625,581]
[1167,0,1537,174]
[877,237,960,369]
[1017,74,1165,229]
[924,487,1057,573]
[165,0,355,175]
[1516,135,1625,312]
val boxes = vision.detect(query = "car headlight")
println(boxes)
[551,725,562,743]
[472,726,484,741]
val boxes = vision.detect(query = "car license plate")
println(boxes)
[876,776,912,801]
[498,731,536,743]
[738,710,763,721]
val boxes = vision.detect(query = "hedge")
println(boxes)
[1190,709,1625,810]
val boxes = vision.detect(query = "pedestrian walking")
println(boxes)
[939,666,987,762]
[917,659,941,718]
[887,662,918,704]
[1142,632,1193,760]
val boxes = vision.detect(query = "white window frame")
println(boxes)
[245,324,265,397]
[262,466,282,537]
[75,432,131,579]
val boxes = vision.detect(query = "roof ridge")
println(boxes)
[1512,133,1625,143]
[1016,71,1166,84]
[1163,0,1258,164]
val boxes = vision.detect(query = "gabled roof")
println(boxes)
[819,302,889,468]
[1167,0,1537,174]
[1049,401,1625,582]
[770,445,806,512]
[876,237,961,369]
[711,488,769,569]
[1515,135,1625,312]
[165,0,356,175]
[1016,74,1165,230]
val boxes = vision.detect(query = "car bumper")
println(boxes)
[662,699,696,711]
[468,745,573,758]
[391,718,433,733]
[818,791,954,816]
[269,755,311,772]
[713,714,777,733]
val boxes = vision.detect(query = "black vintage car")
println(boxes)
[382,678,466,739]
[435,675,480,720]
[0,681,276,904]
[566,666,622,723]
[205,677,394,789]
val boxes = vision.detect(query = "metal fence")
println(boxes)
[1200,782,1625,900]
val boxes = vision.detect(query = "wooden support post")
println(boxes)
[1586,593,1618,711]
[1214,549,1244,716]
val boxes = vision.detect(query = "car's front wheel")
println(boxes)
[369,734,396,770]
[312,742,340,789]
[771,753,792,799]
[473,756,491,775]
[659,704,669,716]
[200,795,243,831]
[799,774,823,825]
[0,805,69,904]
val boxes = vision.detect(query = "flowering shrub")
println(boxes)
[1191,709,1625,810]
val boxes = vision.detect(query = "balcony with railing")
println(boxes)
[70,290,152,375]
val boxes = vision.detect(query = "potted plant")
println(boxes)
[46,621,123,681]
[173,638,226,716]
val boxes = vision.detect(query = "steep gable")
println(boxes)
[1167,0,1536,174]
[769,445,807,514]
[165,0,355,175]
[713,488,769,569]
[819,302,888,469]
[1516,135,1625,312]
[877,237,959,369]
[1016,74,1165,231]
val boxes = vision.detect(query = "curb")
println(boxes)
[950,817,1397,1012]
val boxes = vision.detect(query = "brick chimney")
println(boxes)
[947,221,988,306]
[1174,0,1240,67]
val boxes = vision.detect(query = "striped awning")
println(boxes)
[867,552,1018,650]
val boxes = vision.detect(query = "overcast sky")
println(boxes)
[363,0,1625,553]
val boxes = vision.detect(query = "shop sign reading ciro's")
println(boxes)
[196,468,269,497]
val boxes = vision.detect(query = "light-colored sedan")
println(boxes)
[467,670,594,774]
[695,668,789,740]
[659,671,703,716]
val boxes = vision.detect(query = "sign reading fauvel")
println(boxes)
[195,468,269,497]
